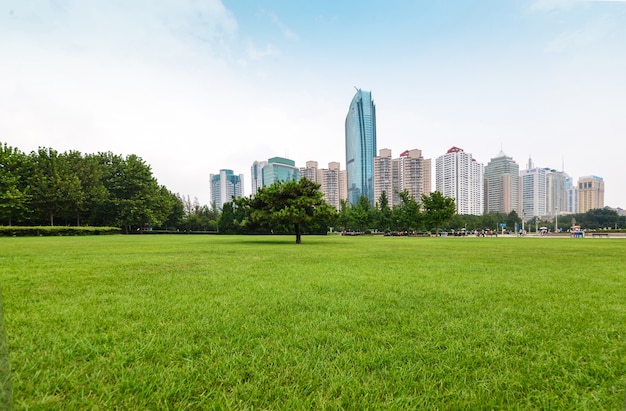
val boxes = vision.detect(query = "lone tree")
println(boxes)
[421,191,456,236]
[234,178,335,244]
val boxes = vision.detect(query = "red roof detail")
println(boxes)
[400,150,409,157]
[447,146,464,153]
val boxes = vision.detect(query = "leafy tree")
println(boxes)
[376,191,393,232]
[351,195,374,233]
[0,143,32,225]
[395,190,421,232]
[421,191,456,235]
[336,199,351,232]
[234,178,335,244]
[28,147,80,226]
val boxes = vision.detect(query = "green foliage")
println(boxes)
[395,190,421,232]
[234,178,335,243]
[350,195,374,232]
[0,143,184,231]
[0,226,121,237]
[375,191,393,232]
[0,143,31,226]
[1,236,625,409]
[421,191,456,234]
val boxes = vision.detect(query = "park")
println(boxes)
[1,234,624,409]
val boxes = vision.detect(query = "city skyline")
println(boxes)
[2,1,625,207]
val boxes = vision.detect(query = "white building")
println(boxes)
[210,169,244,210]
[520,157,547,218]
[435,147,483,215]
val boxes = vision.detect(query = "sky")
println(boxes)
[1,0,625,208]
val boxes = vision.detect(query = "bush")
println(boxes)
[0,226,122,237]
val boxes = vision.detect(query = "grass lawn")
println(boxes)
[0,234,625,409]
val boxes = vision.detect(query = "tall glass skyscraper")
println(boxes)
[345,88,377,205]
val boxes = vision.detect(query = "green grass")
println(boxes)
[0,235,625,409]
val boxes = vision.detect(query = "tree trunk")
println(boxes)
[295,223,301,244]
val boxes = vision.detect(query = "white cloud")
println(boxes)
[530,0,581,12]
[264,10,299,41]
[544,15,615,52]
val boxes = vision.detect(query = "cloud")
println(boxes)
[246,42,280,61]
[530,0,581,12]
[543,15,615,52]
[263,10,299,41]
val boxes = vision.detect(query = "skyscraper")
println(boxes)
[210,169,244,210]
[483,151,520,215]
[436,147,483,215]
[345,88,376,205]
[520,157,547,218]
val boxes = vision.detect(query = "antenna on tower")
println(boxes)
[354,86,359,92]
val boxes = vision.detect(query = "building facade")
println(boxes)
[435,147,483,215]
[577,175,604,213]
[210,169,244,210]
[374,148,431,207]
[250,157,301,195]
[483,151,520,215]
[545,168,571,216]
[300,161,347,209]
[520,158,547,218]
[345,88,377,205]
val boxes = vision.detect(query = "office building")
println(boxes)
[520,157,547,218]
[577,175,604,213]
[210,169,244,210]
[484,151,520,215]
[250,157,301,195]
[345,88,377,205]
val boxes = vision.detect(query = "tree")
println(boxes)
[234,178,335,244]
[0,143,31,225]
[29,147,79,226]
[376,191,393,232]
[351,195,374,233]
[395,190,421,233]
[421,191,456,235]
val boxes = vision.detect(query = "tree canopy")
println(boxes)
[420,191,456,235]
[234,178,335,243]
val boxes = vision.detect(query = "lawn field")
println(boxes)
[0,235,625,409]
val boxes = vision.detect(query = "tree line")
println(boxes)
[3,142,622,235]
[0,143,184,232]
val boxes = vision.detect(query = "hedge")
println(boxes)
[0,226,122,237]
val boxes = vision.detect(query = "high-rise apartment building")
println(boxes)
[484,151,520,215]
[210,169,244,210]
[300,161,347,209]
[250,157,301,195]
[577,175,604,213]
[373,149,395,206]
[435,147,483,215]
[374,148,431,207]
[345,88,377,205]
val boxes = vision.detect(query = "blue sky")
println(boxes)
[1,0,625,208]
